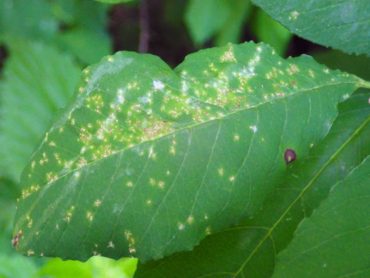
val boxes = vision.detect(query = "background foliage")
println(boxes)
[0,0,369,277]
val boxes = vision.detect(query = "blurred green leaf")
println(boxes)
[185,0,251,46]
[0,0,58,42]
[0,254,38,278]
[215,0,251,46]
[56,28,110,65]
[185,0,230,45]
[252,8,292,56]
[0,40,81,182]
[0,0,111,65]
[273,156,370,277]
[252,0,370,56]
[51,0,112,64]
[38,256,137,278]
[13,42,366,263]
[0,178,19,202]
[136,89,370,277]
[0,200,16,255]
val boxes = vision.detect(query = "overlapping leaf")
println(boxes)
[252,0,370,56]
[136,89,370,277]
[13,42,366,262]
[273,156,370,277]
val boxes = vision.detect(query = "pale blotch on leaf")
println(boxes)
[218,167,224,177]
[107,241,115,248]
[177,222,185,231]
[288,10,300,21]
[249,125,258,133]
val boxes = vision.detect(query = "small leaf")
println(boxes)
[136,89,370,277]
[273,156,370,277]
[252,8,292,56]
[14,42,364,262]
[252,0,370,56]
[185,0,231,45]
[0,40,81,181]
[215,0,251,46]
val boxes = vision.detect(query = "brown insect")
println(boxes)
[12,230,23,248]
[284,149,297,164]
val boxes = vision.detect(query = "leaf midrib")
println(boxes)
[36,81,358,189]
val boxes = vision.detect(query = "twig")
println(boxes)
[138,0,150,53]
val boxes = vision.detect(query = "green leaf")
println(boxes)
[273,156,370,277]
[185,0,231,45]
[215,0,251,46]
[0,254,38,278]
[13,42,365,262]
[0,0,111,65]
[252,0,370,56]
[135,89,370,277]
[185,0,251,46]
[0,40,81,181]
[0,177,19,202]
[252,8,292,56]
[56,27,111,65]
[52,0,112,64]
[38,256,137,278]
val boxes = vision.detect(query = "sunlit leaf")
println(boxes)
[13,42,368,262]
[38,256,137,278]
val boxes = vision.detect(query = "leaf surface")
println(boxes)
[136,89,370,277]
[252,0,370,56]
[273,156,370,277]
[13,42,364,262]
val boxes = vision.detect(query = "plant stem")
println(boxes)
[139,0,150,53]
